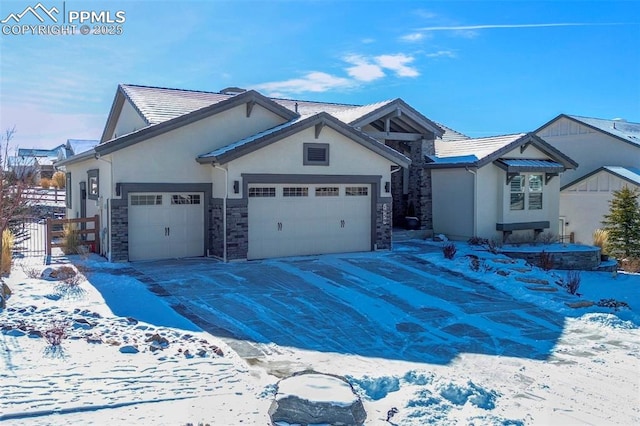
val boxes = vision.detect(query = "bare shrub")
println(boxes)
[536,232,558,244]
[538,250,555,271]
[487,238,501,254]
[564,270,581,295]
[467,255,480,271]
[21,264,41,279]
[467,237,489,246]
[443,243,457,260]
[620,258,640,273]
[44,320,69,346]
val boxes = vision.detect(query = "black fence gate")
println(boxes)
[10,215,47,258]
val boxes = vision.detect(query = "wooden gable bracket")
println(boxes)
[383,108,402,133]
[545,172,558,185]
[246,100,256,118]
[520,141,531,153]
[506,172,519,185]
[315,122,325,139]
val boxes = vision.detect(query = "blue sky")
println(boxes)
[1,0,638,149]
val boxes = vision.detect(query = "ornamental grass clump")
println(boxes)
[1,229,13,275]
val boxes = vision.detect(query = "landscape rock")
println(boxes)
[119,345,139,354]
[269,372,366,426]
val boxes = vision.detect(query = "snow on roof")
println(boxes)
[569,115,640,147]
[67,139,99,156]
[499,159,564,169]
[199,115,308,159]
[434,133,526,161]
[603,166,640,186]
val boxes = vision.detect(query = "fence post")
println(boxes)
[45,217,52,257]
[94,214,100,254]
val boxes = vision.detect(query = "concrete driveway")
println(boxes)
[126,241,566,365]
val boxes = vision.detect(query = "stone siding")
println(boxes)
[226,200,248,260]
[375,199,392,250]
[501,246,601,270]
[110,201,128,262]
[209,199,224,258]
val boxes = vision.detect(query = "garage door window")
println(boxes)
[249,187,276,197]
[315,187,339,196]
[283,187,309,197]
[171,194,201,205]
[131,194,162,205]
[346,186,368,196]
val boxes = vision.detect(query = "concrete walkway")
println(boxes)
[124,241,567,365]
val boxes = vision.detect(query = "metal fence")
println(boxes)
[10,216,47,258]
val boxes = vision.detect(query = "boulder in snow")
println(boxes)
[268,372,366,425]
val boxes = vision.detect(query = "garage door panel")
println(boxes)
[248,184,371,260]
[128,192,204,261]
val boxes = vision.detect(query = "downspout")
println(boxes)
[212,164,228,262]
[95,153,112,258]
[465,166,478,237]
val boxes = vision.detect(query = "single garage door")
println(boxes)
[248,184,371,260]
[128,192,204,261]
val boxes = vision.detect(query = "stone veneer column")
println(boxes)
[209,199,224,258]
[376,198,393,249]
[408,138,435,231]
[225,199,248,260]
[109,201,128,262]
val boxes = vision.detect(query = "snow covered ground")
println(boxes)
[1,240,639,425]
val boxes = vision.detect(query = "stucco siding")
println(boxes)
[110,103,286,185]
[476,165,501,239]
[537,118,639,186]
[226,126,394,199]
[113,99,147,140]
[561,171,640,244]
[431,169,474,240]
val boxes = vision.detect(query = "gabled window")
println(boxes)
[303,143,329,166]
[87,169,99,200]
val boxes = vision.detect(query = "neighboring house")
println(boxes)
[536,115,640,244]
[11,145,68,181]
[426,133,577,242]
[56,84,453,262]
[64,139,99,158]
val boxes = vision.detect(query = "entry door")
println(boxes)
[128,192,204,261]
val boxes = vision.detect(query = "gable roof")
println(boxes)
[536,114,640,148]
[427,133,578,170]
[94,89,298,156]
[561,166,640,190]
[197,112,411,168]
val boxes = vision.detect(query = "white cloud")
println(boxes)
[400,32,425,42]
[253,72,353,96]
[425,50,457,59]
[344,55,385,82]
[374,54,419,78]
[417,22,618,32]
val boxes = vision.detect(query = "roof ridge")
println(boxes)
[121,83,227,96]
[569,114,640,126]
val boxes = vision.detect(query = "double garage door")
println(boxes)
[128,192,204,261]
[248,183,372,260]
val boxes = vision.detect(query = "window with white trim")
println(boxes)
[171,194,201,205]
[315,187,339,196]
[510,174,543,210]
[345,186,368,196]
[304,143,329,166]
[87,169,99,200]
[248,187,276,197]
[131,195,162,206]
[283,187,308,197]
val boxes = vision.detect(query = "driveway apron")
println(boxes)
[129,243,566,364]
